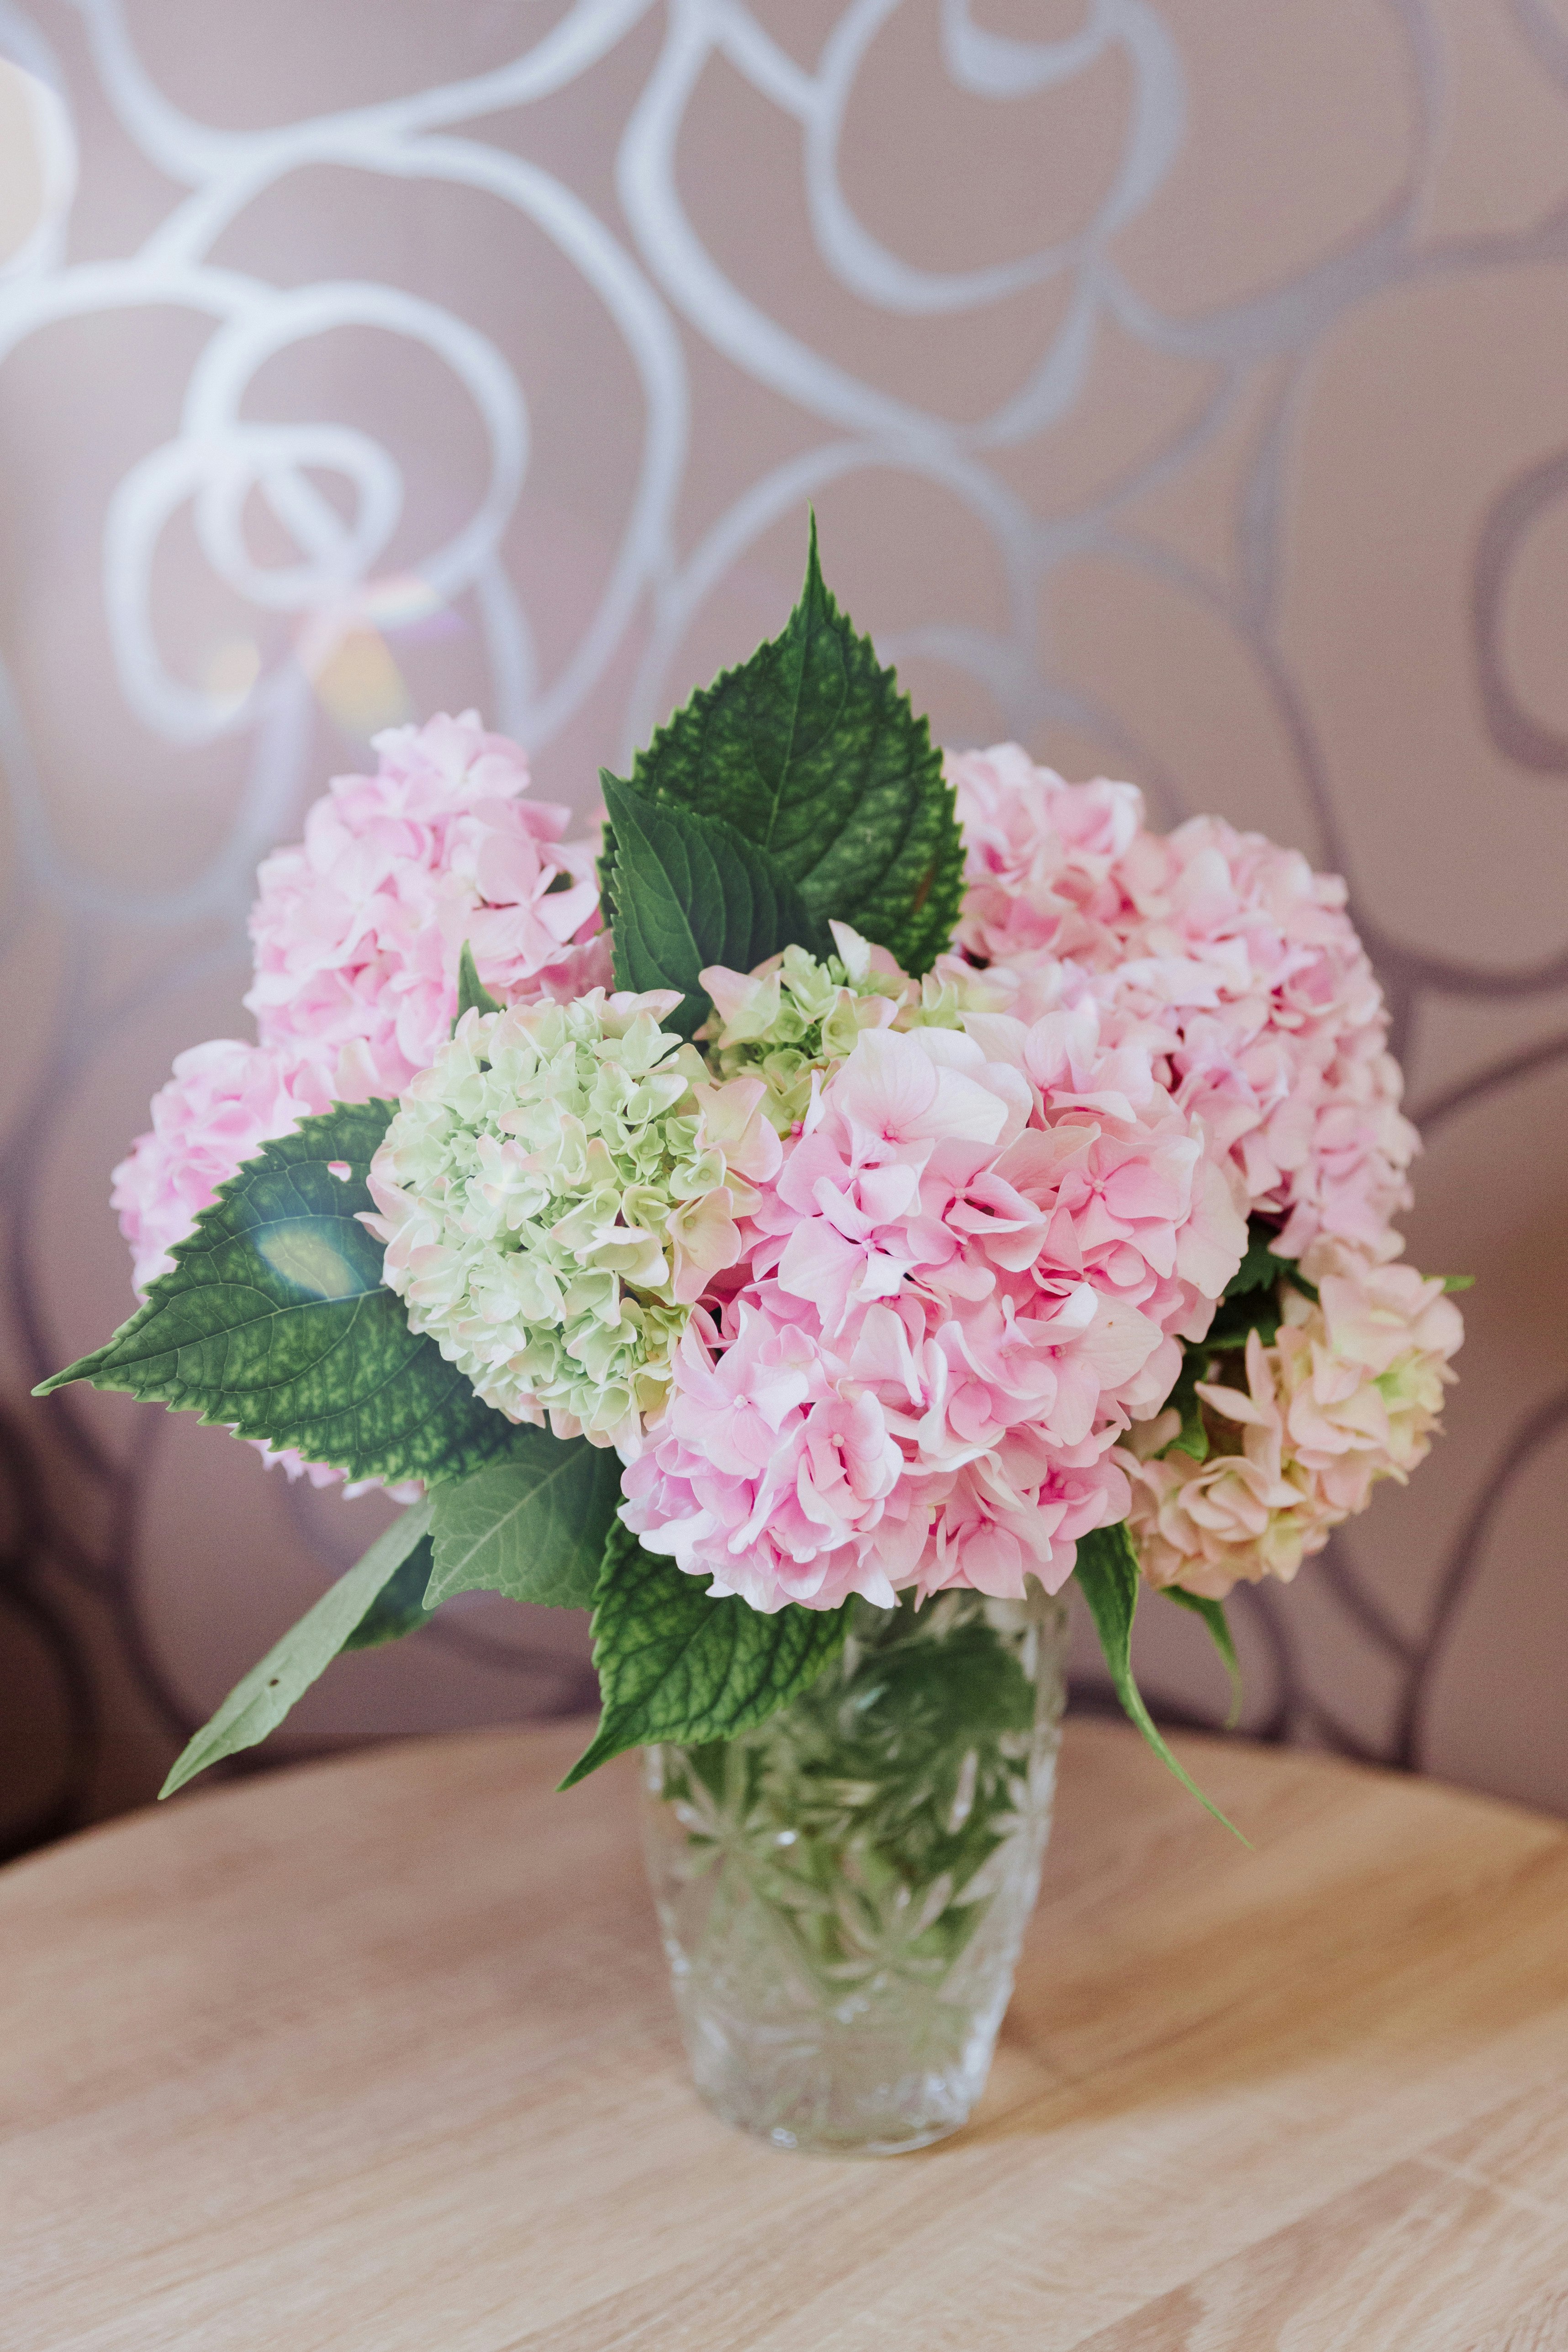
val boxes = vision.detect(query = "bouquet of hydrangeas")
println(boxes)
[41,527,1464,1815]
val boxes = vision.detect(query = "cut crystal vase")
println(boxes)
[640,1580,1068,2157]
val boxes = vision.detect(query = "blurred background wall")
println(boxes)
[2,0,1565,1851]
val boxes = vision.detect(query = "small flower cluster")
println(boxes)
[1121,1239,1463,1598]
[948,743,1418,1257]
[620,1008,1247,1609]
[365,991,780,1450]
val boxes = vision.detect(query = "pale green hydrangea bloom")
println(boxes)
[700,922,1009,1132]
[366,990,778,1450]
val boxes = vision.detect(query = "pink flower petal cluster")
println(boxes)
[620,1015,1247,1610]
[246,709,606,1101]
[948,744,1418,1258]
[1120,1238,1463,1598]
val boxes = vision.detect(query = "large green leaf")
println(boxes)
[624,517,964,975]
[159,1498,435,1797]
[36,1103,514,1487]
[426,1429,623,1609]
[600,775,830,1036]
[1074,1523,1243,1838]
[560,1523,851,1787]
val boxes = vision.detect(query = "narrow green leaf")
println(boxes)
[1163,1585,1244,1729]
[1073,1523,1245,1839]
[1162,1349,1209,1462]
[341,1535,438,1651]
[454,940,501,1026]
[626,515,964,975]
[560,1522,851,1788]
[600,775,830,1036]
[426,1429,623,1609]
[36,1103,514,1487]
[1443,1274,1474,1293]
[159,1498,435,1796]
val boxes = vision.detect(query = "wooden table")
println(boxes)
[5,1722,1568,2352]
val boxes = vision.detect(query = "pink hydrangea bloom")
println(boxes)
[1120,1239,1463,1598]
[113,712,602,1499]
[117,714,606,1297]
[111,1039,335,1293]
[620,1013,1247,1610]
[246,710,606,1102]
[947,745,1418,1257]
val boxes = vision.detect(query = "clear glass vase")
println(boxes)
[640,1580,1068,2157]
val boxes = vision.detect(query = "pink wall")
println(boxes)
[2,0,1565,1843]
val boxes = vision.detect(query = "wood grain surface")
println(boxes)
[3,1719,1567,2351]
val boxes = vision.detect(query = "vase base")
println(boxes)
[695,2091,971,2160]
[765,2120,964,2160]
[678,2009,987,2158]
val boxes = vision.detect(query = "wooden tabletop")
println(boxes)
[4,1722,1568,2352]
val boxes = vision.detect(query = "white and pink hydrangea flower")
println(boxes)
[1120,1238,1463,1598]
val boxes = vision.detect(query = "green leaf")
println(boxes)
[1443,1274,1474,1293]
[1162,1349,1209,1462]
[159,1498,435,1796]
[426,1429,623,1609]
[1203,1290,1283,1352]
[600,775,830,1037]
[341,1533,439,1651]
[625,515,964,975]
[454,940,500,1026]
[37,1102,515,1487]
[1163,1586,1244,1730]
[560,1522,851,1787]
[1073,1523,1244,1839]
[1220,1216,1319,1321]
[1224,1220,1282,1299]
